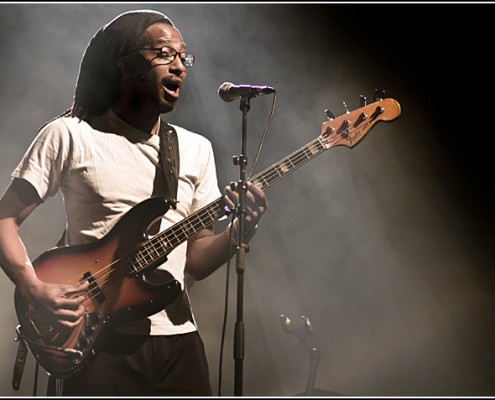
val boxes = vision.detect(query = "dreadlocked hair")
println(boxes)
[42,10,174,129]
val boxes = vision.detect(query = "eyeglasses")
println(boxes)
[140,46,195,67]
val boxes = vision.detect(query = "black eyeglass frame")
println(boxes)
[138,46,195,67]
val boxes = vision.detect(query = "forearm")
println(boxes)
[185,228,236,281]
[186,182,267,281]
[0,180,98,326]
[0,216,90,327]
[0,218,39,294]
[0,179,42,291]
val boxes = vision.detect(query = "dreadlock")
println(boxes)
[44,10,174,126]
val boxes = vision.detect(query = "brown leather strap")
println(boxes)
[158,120,180,208]
[12,331,28,391]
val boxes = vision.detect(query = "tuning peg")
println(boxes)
[339,119,351,131]
[360,95,367,107]
[324,108,335,120]
[342,101,350,114]
[371,106,385,119]
[356,112,368,125]
[322,125,335,138]
[374,89,385,102]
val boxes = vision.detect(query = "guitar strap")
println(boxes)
[158,119,180,208]
[12,329,28,391]
[11,119,180,392]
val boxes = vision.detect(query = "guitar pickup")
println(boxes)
[83,271,106,304]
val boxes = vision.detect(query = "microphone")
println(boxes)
[218,82,275,102]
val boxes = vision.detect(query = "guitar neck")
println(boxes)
[250,137,326,189]
[130,137,327,272]
[128,97,403,272]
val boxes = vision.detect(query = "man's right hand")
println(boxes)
[20,278,90,329]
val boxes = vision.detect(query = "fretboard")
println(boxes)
[127,137,327,274]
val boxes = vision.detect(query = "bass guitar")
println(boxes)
[14,96,401,379]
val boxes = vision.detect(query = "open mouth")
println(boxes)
[164,82,181,98]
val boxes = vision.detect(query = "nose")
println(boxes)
[169,55,187,76]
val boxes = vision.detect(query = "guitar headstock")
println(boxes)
[319,98,401,149]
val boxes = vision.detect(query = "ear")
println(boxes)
[117,56,131,75]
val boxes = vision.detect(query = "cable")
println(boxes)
[248,91,277,179]
[217,210,237,396]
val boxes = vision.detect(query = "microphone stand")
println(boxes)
[281,315,320,396]
[233,94,253,396]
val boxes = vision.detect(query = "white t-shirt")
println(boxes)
[12,108,222,335]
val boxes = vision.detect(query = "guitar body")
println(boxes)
[14,197,182,378]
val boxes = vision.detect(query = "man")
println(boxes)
[0,9,267,396]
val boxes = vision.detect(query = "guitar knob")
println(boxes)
[85,325,97,335]
[89,313,102,324]
[78,336,89,348]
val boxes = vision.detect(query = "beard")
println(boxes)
[157,89,179,114]
[134,75,178,116]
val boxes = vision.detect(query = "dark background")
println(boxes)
[0,3,493,397]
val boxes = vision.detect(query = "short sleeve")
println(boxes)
[12,119,71,201]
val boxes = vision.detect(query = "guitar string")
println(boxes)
[27,119,367,352]
[67,134,345,308]
[82,104,391,305]
[47,102,389,305]
[28,105,390,355]
[77,132,345,305]
[24,136,336,356]
[61,129,350,308]
[26,104,393,362]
